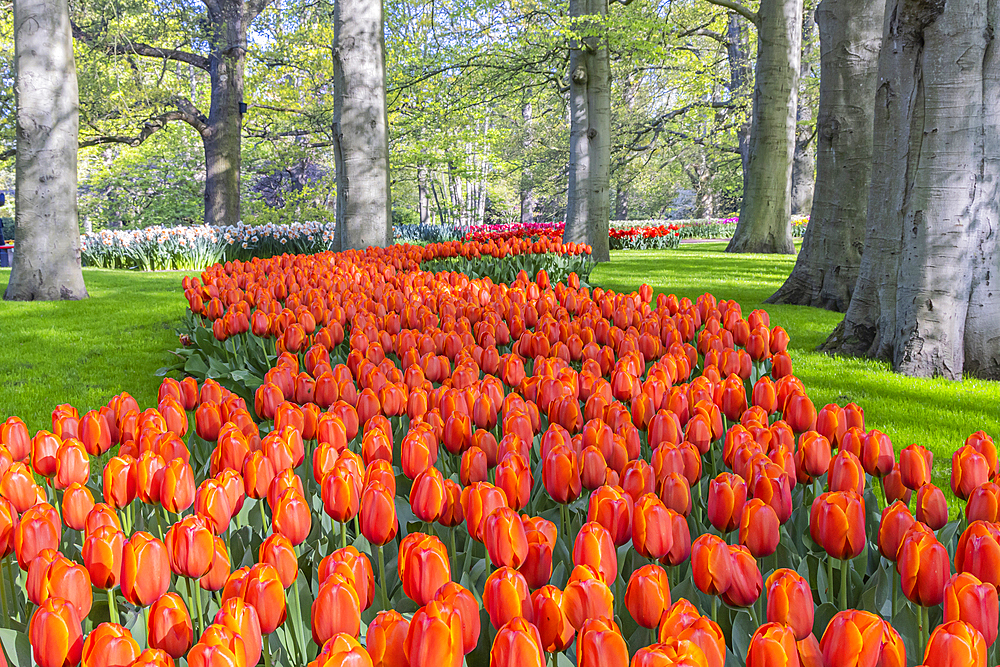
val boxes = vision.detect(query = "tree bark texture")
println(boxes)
[332,0,392,251]
[768,0,884,309]
[822,0,1000,379]
[563,0,611,262]
[203,0,248,228]
[727,0,803,254]
[790,2,816,216]
[727,14,753,185]
[418,165,430,226]
[520,102,536,225]
[6,0,88,301]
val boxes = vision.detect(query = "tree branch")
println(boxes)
[247,0,277,22]
[704,0,759,27]
[71,21,211,71]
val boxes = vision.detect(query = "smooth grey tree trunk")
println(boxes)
[768,0,883,309]
[332,0,392,250]
[520,103,536,225]
[726,0,803,254]
[563,0,611,262]
[418,165,430,226]
[202,0,247,228]
[822,0,1000,379]
[790,3,816,216]
[6,0,88,301]
[727,15,753,184]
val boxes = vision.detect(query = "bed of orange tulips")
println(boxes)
[0,239,997,667]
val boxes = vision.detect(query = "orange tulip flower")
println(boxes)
[490,617,544,667]
[819,610,905,667]
[898,528,950,607]
[148,593,194,659]
[691,534,732,596]
[624,564,671,629]
[923,621,987,667]
[366,610,410,667]
[312,573,362,643]
[944,572,999,646]
[809,491,865,560]
[81,622,141,667]
[29,598,84,667]
[577,618,629,667]
[403,600,464,667]
[766,569,814,640]
[484,566,532,630]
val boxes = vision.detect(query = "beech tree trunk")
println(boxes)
[6,0,88,301]
[726,0,803,254]
[203,0,247,228]
[727,15,753,183]
[563,0,611,262]
[418,165,430,226]
[822,0,1000,379]
[332,0,392,250]
[790,4,816,216]
[520,102,536,226]
[768,0,884,309]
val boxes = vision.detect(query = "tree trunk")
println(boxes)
[727,0,803,254]
[790,1,817,216]
[6,0,88,301]
[821,0,1000,379]
[332,0,392,251]
[418,165,430,226]
[520,102,536,226]
[727,14,753,183]
[768,0,884,309]
[614,181,629,220]
[563,0,611,262]
[200,0,249,227]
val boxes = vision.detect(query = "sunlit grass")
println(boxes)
[591,243,1000,500]
[0,268,197,432]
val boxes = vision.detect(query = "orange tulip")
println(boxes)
[2,461,44,513]
[39,555,93,619]
[236,562,287,634]
[943,572,999,646]
[923,621,987,667]
[707,472,746,533]
[398,532,451,606]
[898,527,950,607]
[766,569,814,640]
[568,522,616,588]
[83,525,124,589]
[861,430,895,478]
[160,459,195,515]
[542,444,581,504]
[914,483,948,530]
[562,565,614,630]
[530,585,574,653]
[53,438,90,490]
[312,572,362,643]
[956,521,1000,589]
[319,547,375,612]
[809,491,865,560]
[461,481,508,543]
[828,449,865,495]
[15,503,62,569]
[366,610,410,667]
[632,493,673,560]
[484,506,529,570]
[879,500,916,561]
[410,467,446,523]
[165,515,215,579]
[496,453,532,510]
[721,544,761,608]
[587,484,633,547]
[577,618,629,667]
[691,534,732,596]
[196,402,223,442]
[899,444,932,490]
[490,616,544,667]
[29,598,84,667]
[360,481,398,546]
[194,535,228,592]
[213,598,262,667]
[819,610,905,667]
[272,487,312,545]
[747,623,799,667]
[624,564,671,629]
[321,460,362,524]
[404,600,464,667]
[520,515,555,589]
[81,622,141,667]
[433,582,481,653]
[966,481,1000,523]
[148,593,194,659]
[62,482,95,532]
[130,649,175,667]
[259,533,298,589]
[195,478,233,535]
[739,498,779,558]
[484,566,532,630]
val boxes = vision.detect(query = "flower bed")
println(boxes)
[0,238,994,667]
[81,222,338,270]
[609,225,681,250]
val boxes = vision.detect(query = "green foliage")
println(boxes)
[421,252,595,286]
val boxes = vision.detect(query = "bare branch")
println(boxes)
[704,0,759,27]
[71,21,211,71]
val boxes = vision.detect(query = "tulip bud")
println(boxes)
[404,600,464,667]
[29,598,84,667]
[624,564,671,629]
[691,534,732,596]
[366,610,410,667]
[739,498,780,558]
[577,618,629,667]
[484,566,531,630]
[914,483,949,530]
[148,593,194,659]
[809,491,865,560]
[766,569,814,640]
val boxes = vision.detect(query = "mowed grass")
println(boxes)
[591,243,1000,502]
[0,268,198,432]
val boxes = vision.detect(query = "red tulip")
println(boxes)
[691,534,732,596]
[809,491,865,560]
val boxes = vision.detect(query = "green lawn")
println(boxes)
[591,243,1000,498]
[0,268,197,432]
[2,246,998,502]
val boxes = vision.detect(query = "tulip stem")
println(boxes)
[194,579,206,640]
[106,588,119,625]
[263,634,273,667]
[378,545,390,611]
[341,521,347,549]
[450,527,458,574]
[827,555,834,605]
[711,596,717,624]
[260,499,268,528]
[840,558,849,610]
[891,570,898,620]
[292,574,307,663]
